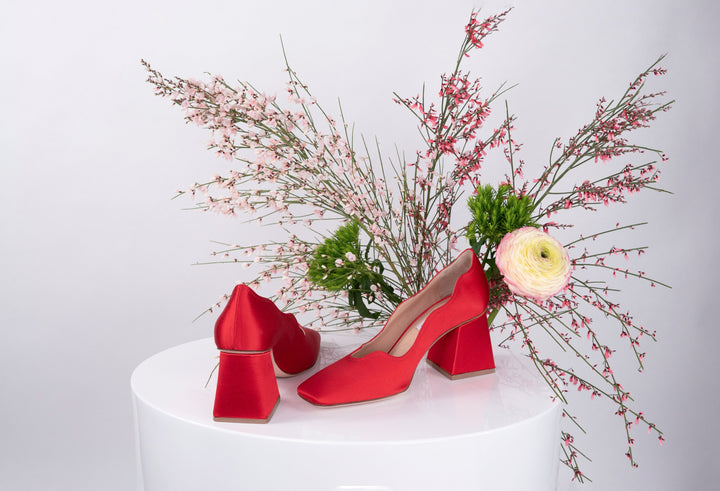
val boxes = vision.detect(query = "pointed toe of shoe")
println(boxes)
[296,363,346,406]
[296,380,326,406]
[297,352,413,406]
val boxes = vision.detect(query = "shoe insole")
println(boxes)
[388,297,450,357]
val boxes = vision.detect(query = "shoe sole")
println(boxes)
[213,398,280,424]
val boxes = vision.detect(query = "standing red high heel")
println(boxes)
[297,249,495,406]
[213,284,320,422]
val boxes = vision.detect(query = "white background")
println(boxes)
[1,0,718,489]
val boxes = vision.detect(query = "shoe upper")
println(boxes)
[297,249,489,405]
[215,284,320,374]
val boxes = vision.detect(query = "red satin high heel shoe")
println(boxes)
[297,249,495,406]
[213,284,321,422]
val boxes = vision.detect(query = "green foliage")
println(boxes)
[307,219,362,289]
[466,184,536,259]
[307,219,401,319]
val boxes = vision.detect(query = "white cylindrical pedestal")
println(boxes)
[132,332,560,491]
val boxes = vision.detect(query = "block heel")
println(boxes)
[427,315,495,380]
[212,284,320,422]
[213,350,280,423]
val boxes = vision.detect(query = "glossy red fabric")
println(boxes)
[213,351,279,420]
[214,284,320,374]
[297,249,492,406]
[427,315,495,376]
[213,284,320,421]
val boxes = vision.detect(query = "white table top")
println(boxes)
[131,329,558,444]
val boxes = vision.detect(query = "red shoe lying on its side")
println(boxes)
[297,249,495,406]
[213,284,320,423]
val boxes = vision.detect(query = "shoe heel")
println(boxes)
[427,315,496,380]
[213,351,280,423]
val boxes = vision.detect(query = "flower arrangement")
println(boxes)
[144,8,672,482]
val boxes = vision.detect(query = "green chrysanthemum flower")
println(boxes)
[307,219,400,319]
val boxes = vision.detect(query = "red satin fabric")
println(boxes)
[214,284,320,374]
[213,351,279,421]
[213,284,320,421]
[427,315,495,376]
[297,249,493,406]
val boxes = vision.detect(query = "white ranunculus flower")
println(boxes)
[496,227,571,302]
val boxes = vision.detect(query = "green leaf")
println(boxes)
[466,184,536,257]
[306,219,402,319]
